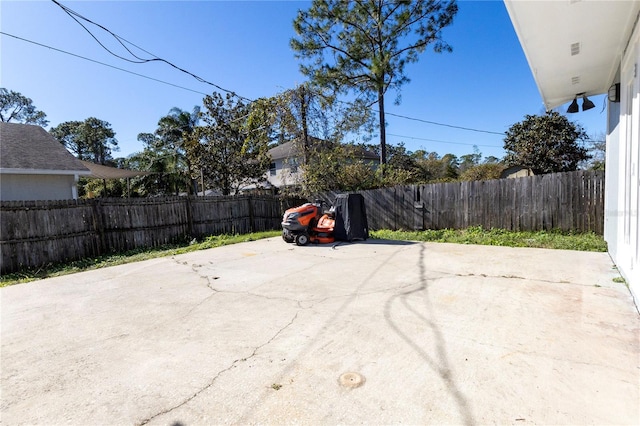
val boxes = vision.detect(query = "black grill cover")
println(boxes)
[333,193,368,241]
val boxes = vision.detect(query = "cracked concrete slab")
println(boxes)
[1,238,638,425]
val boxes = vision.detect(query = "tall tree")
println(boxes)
[504,112,590,173]
[378,142,422,184]
[301,141,379,194]
[251,83,372,149]
[291,0,458,165]
[255,84,329,160]
[0,88,48,126]
[157,107,200,150]
[246,84,373,193]
[459,163,505,181]
[50,117,118,164]
[155,106,200,194]
[411,150,459,182]
[125,133,185,197]
[458,146,482,174]
[186,92,271,196]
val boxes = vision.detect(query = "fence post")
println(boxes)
[248,195,255,233]
[413,186,424,230]
[91,198,106,256]
[185,196,194,238]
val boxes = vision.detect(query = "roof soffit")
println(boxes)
[505,0,640,110]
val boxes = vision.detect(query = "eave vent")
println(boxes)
[571,42,581,56]
[571,76,581,85]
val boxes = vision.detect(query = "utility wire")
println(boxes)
[4,29,509,148]
[50,0,252,102]
[383,111,506,135]
[51,0,148,64]
[52,0,506,138]
[2,31,257,130]
[17,0,508,141]
[321,90,506,136]
[0,32,209,96]
[387,133,503,149]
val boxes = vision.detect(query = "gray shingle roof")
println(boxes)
[0,122,89,173]
[268,141,297,160]
[268,139,378,161]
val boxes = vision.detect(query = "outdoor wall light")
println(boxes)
[582,95,595,111]
[567,97,580,113]
[608,83,621,103]
[567,93,595,113]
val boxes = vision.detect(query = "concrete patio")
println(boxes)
[1,238,638,425]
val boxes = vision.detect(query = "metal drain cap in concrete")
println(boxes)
[339,372,365,388]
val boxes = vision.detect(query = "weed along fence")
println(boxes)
[322,170,605,234]
[0,195,304,274]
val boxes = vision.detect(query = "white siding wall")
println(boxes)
[0,174,77,201]
[605,115,621,260]
[606,20,640,305]
[265,157,303,188]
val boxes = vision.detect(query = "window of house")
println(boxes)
[288,158,298,173]
[269,162,276,176]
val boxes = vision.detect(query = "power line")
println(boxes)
[5,29,513,146]
[383,111,506,135]
[51,0,148,64]
[2,31,259,131]
[13,0,507,140]
[36,0,507,139]
[325,92,506,136]
[387,132,503,149]
[50,0,253,102]
[1,32,211,96]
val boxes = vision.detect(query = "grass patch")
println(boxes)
[0,230,281,288]
[371,226,607,252]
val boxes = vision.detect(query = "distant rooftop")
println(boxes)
[269,138,378,161]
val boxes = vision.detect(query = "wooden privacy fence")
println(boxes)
[322,170,604,234]
[1,171,604,274]
[0,195,304,274]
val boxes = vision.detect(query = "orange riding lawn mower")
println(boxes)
[281,193,369,246]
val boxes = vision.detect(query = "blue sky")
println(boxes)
[1,0,607,161]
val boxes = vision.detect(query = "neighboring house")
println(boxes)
[265,139,379,189]
[0,122,91,201]
[500,165,535,179]
[505,1,640,304]
[266,140,304,189]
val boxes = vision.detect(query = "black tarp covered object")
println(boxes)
[333,193,369,241]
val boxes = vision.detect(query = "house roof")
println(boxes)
[268,141,298,160]
[0,122,90,174]
[79,160,150,179]
[504,0,640,110]
[268,139,379,161]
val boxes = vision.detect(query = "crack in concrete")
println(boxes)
[428,269,603,288]
[187,262,306,308]
[137,311,300,426]
[295,281,419,307]
[188,258,420,310]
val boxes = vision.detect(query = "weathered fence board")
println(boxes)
[1,171,603,274]
[319,170,604,235]
[1,195,304,274]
